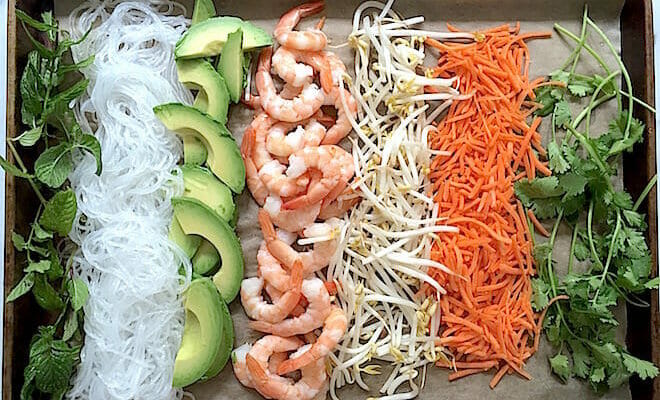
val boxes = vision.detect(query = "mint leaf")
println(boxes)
[15,10,56,32]
[550,353,571,382]
[6,272,35,302]
[20,51,45,125]
[24,260,51,274]
[32,223,53,241]
[74,134,102,175]
[59,55,95,74]
[62,311,78,341]
[32,274,64,311]
[34,143,73,188]
[67,278,89,312]
[16,124,43,147]
[622,353,659,379]
[0,154,33,178]
[39,189,77,236]
[44,80,89,118]
[12,231,27,250]
[28,326,79,394]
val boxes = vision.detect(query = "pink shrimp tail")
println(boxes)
[281,1,325,21]
[258,209,277,240]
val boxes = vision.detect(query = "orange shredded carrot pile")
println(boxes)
[423,24,552,387]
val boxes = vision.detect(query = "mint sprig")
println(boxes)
[3,10,98,399]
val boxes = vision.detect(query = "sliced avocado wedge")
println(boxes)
[175,17,271,59]
[173,278,224,388]
[154,103,245,193]
[191,0,216,24]
[202,292,234,379]
[192,240,220,276]
[183,136,207,166]
[172,197,244,302]
[218,29,243,103]
[177,59,230,124]
[181,165,235,221]
[169,217,201,258]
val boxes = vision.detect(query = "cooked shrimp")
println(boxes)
[242,123,268,206]
[282,145,354,209]
[257,241,291,292]
[274,1,327,52]
[277,307,347,375]
[241,260,303,323]
[250,278,332,336]
[257,48,324,122]
[319,87,358,145]
[246,349,327,400]
[232,343,255,388]
[264,195,322,233]
[266,119,327,158]
[273,47,333,93]
[319,189,360,219]
[259,209,341,275]
[280,83,303,99]
[322,50,347,85]
[269,352,288,374]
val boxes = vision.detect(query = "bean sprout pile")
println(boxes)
[65,2,192,399]
[327,1,473,399]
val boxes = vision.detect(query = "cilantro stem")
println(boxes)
[553,23,611,75]
[567,125,610,175]
[586,17,634,140]
[587,201,605,271]
[565,6,589,76]
[572,93,615,129]
[7,141,47,205]
[584,70,621,138]
[592,211,621,304]
[633,174,657,212]
[567,224,578,274]
[606,274,650,307]
[546,210,564,299]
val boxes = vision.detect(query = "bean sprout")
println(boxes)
[328,1,472,398]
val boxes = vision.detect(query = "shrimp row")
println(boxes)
[236,2,358,399]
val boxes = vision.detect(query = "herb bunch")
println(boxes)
[515,9,659,392]
[3,11,100,399]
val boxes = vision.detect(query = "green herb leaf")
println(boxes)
[6,272,35,302]
[67,278,89,312]
[24,260,51,274]
[515,176,564,200]
[15,10,56,32]
[622,353,659,379]
[45,80,89,118]
[549,353,571,382]
[548,141,570,174]
[559,172,588,198]
[32,223,53,241]
[531,277,550,311]
[74,134,102,175]
[0,154,33,178]
[39,189,77,236]
[554,99,572,128]
[16,124,43,147]
[59,55,95,74]
[34,143,73,188]
[28,326,79,394]
[62,311,78,341]
[12,231,27,250]
[32,274,64,311]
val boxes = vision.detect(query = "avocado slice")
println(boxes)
[183,136,207,166]
[154,103,245,193]
[181,165,235,221]
[173,278,224,388]
[218,29,243,103]
[191,0,216,24]
[175,17,271,59]
[177,59,230,124]
[169,217,201,258]
[202,292,234,379]
[192,240,220,275]
[172,197,244,302]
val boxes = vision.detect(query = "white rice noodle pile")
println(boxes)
[327,1,473,399]
[64,2,193,399]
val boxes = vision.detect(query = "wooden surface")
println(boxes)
[3,0,658,399]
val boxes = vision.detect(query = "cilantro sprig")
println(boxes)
[3,11,99,399]
[515,8,659,392]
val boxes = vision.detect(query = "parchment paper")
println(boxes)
[55,0,630,398]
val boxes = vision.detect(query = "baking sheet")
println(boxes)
[54,0,630,399]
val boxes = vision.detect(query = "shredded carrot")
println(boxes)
[527,209,550,237]
[425,24,552,388]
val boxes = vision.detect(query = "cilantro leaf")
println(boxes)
[559,173,588,198]
[515,176,563,199]
[550,353,571,382]
[622,353,658,379]
[548,141,570,173]
[534,85,564,117]
[39,189,77,236]
[531,277,550,311]
[554,99,572,128]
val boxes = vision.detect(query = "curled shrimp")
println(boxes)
[232,343,255,388]
[242,123,268,205]
[319,188,361,219]
[276,306,347,375]
[250,278,332,336]
[246,350,326,400]
[266,119,327,158]
[274,1,327,52]
[257,47,324,122]
[257,241,291,292]
[272,46,333,92]
[264,195,321,233]
[320,87,358,145]
[282,145,354,210]
[259,209,341,276]
[241,259,303,323]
